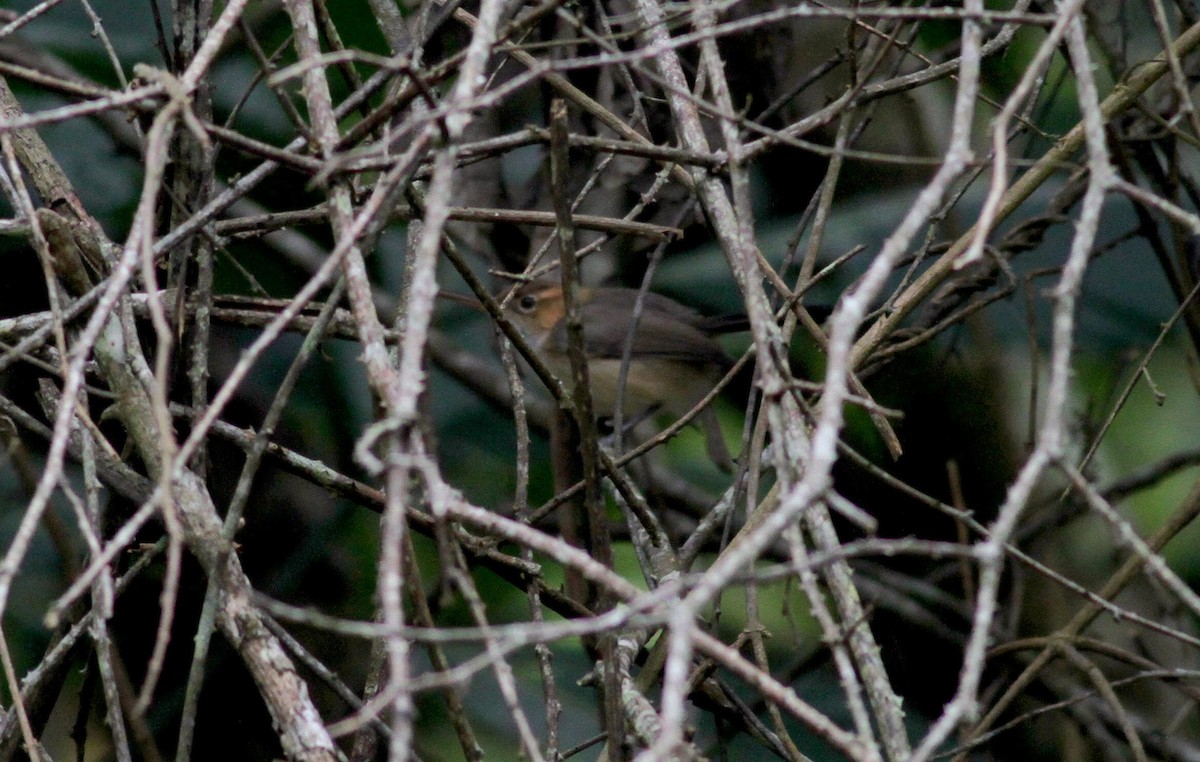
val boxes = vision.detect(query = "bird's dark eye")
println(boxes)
[517,294,538,313]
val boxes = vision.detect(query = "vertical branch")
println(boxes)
[946,9,1122,758]
[549,96,624,756]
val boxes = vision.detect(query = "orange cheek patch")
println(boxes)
[533,293,566,330]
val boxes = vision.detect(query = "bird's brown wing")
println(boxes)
[545,290,731,367]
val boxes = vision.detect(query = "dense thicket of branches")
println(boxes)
[2,0,1200,760]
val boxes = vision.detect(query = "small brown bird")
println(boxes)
[503,282,743,471]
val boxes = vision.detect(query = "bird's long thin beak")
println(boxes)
[437,291,486,311]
